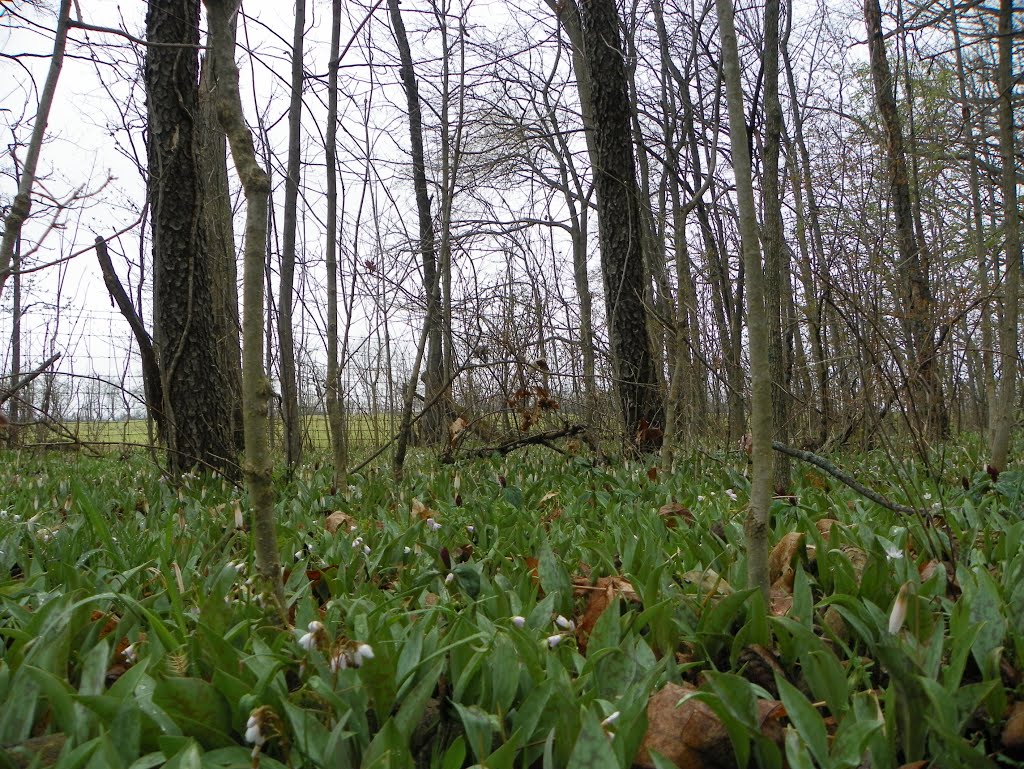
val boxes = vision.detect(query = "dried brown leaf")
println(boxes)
[1002,701,1024,752]
[635,683,784,769]
[768,531,805,586]
[658,502,695,529]
[324,510,356,535]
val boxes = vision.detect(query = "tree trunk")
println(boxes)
[863,0,947,439]
[204,0,283,607]
[146,0,236,477]
[387,0,447,445]
[278,0,306,469]
[988,0,1020,472]
[762,0,790,491]
[715,0,773,598]
[577,0,664,451]
[325,0,348,487]
[198,13,244,451]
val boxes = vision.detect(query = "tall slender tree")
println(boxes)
[279,0,306,469]
[988,0,1020,472]
[203,0,282,606]
[864,0,947,439]
[387,0,447,444]
[715,0,773,596]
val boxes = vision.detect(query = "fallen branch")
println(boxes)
[443,423,592,462]
[772,441,921,516]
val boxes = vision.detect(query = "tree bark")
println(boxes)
[198,14,244,451]
[203,0,283,606]
[146,0,236,477]
[577,0,664,451]
[715,0,773,598]
[278,0,306,469]
[762,0,790,491]
[988,0,1020,472]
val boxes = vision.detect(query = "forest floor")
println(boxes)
[0,440,1022,768]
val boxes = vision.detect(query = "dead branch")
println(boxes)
[442,422,592,463]
[772,440,922,516]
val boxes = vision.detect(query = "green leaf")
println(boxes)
[451,702,498,764]
[452,563,481,599]
[440,737,466,769]
[566,711,617,769]
[774,675,828,768]
[537,534,572,615]
[361,717,413,769]
[152,678,232,748]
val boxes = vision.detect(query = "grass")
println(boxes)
[0,442,1021,768]
[50,413,400,452]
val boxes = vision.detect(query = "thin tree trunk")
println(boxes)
[864,0,946,439]
[950,7,995,430]
[325,0,347,488]
[387,0,446,444]
[198,14,244,451]
[988,0,1020,472]
[715,0,773,597]
[0,0,72,297]
[204,0,282,607]
[278,0,306,469]
[762,0,790,491]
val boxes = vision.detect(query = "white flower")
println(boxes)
[298,621,325,651]
[466,525,475,533]
[884,545,904,561]
[122,644,137,664]
[403,546,412,555]
[511,615,526,629]
[888,583,911,634]
[354,643,375,666]
[453,475,461,492]
[546,634,564,649]
[697,495,706,502]
[601,711,621,727]
[426,518,442,532]
[294,550,305,560]
[554,614,575,631]
[724,489,738,502]
[351,536,364,548]
[445,572,455,584]
[245,713,265,746]
[362,544,371,555]
[330,653,347,672]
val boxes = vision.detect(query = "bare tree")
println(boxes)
[203,0,282,605]
[0,0,72,298]
[278,0,306,470]
[715,0,773,596]
[987,0,1020,472]
[577,0,664,451]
